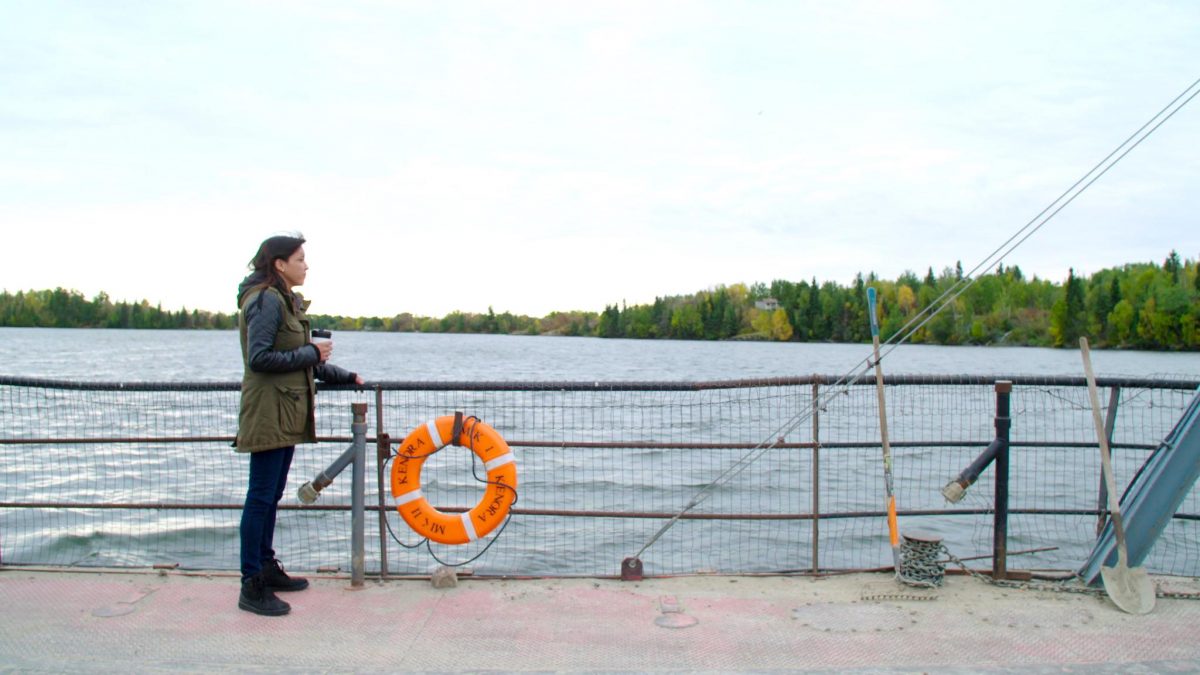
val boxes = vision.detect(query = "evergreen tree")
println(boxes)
[1165,250,1181,284]
[597,304,621,338]
[805,278,821,340]
[1049,268,1086,347]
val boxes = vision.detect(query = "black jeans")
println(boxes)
[240,445,295,581]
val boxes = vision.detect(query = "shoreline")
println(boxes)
[3,325,1200,353]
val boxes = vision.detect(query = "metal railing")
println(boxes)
[1,374,1197,578]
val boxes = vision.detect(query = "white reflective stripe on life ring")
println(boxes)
[427,420,444,449]
[484,452,515,472]
[460,511,479,542]
[395,489,424,506]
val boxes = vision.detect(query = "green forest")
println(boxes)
[2,252,1197,350]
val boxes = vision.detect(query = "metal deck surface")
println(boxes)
[2,568,1199,673]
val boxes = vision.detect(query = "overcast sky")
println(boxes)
[2,1,1197,318]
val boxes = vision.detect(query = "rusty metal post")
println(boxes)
[811,380,821,573]
[374,386,390,579]
[991,381,1012,580]
[350,403,368,588]
[1095,386,1121,536]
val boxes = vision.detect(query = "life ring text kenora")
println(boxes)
[390,414,518,545]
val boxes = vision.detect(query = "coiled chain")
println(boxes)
[897,538,1199,601]
[898,537,946,588]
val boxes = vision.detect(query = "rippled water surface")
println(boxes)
[2,328,1197,575]
[2,327,1198,382]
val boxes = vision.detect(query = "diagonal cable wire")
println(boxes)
[632,75,1200,562]
[878,76,1200,361]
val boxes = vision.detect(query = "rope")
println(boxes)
[630,74,1200,562]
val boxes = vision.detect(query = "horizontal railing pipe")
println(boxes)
[4,374,1198,392]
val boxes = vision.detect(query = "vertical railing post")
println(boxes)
[1095,386,1121,535]
[811,380,821,573]
[992,380,1012,580]
[350,402,368,588]
[374,386,390,579]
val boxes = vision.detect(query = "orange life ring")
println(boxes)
[390,415,518,545]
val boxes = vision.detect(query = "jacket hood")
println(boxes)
[238,272,305,310]
[237,271,269,307]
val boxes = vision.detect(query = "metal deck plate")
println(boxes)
[791,601,914,632]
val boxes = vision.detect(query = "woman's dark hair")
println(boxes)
[249,233,306,290]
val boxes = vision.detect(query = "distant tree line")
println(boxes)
[3,251,1197,350]
[596,252,1198,350]
[0,290,239,330]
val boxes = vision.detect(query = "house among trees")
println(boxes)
[755,298,780,311]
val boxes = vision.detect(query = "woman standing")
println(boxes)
[235,234,363,616]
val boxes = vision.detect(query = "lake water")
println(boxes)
[2,328,1198,576]
[2,327,1198,383]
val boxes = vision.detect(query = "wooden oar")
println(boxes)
[867,288,901,573]
[1079,337,1155,614]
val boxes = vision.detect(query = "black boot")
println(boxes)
[238,573,290,616]
[262,558,309,592]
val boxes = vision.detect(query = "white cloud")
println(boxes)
[2,1,1198,318]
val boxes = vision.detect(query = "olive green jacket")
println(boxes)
[235,284,355,453]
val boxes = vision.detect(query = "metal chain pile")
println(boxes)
[897,536,946,588]
[899,540,1200,601]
